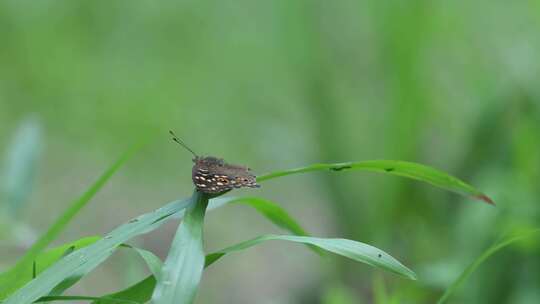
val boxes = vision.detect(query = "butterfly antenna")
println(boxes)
[169,130,198,157]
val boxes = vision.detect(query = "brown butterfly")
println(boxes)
[169,130,260,194]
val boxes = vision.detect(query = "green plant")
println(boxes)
[0,144,495,304]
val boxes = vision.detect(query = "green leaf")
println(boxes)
[89,246,162,304]
[120,245,163,281]
[211,197,323,255]
[3,198,192,304]
[0,237,99,298]
[93,276,156,304]
[205,234,417,280]
[92,227,415,302]
[95,196,323,301]
[48,245,163,297]
[151,191,209,304]
[257,160,494,204]
[33,295,139,304]
[227,197,309,236]
[437,229,540,304]
[0,141,146,299]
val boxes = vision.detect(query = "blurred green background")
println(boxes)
[1,0,540,303]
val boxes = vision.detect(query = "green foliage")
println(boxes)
[3,197,192,304]
[0,237,99,300]
[1,145,498,304]
[1,141,143,299]
[1,1,538,302]
[437,229,540,304]
[258,160,494,204]
[151,192,208,304]
[205,234,416,279]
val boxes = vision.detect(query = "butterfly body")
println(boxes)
[192,156,259,194]
[169,130,259,194]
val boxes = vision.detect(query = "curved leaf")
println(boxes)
[437,229,540,304]
[205,234,417,280]
[257,160,494,204]
[151,191,209,304]
[94,276,155,304]
[227,197,309,236]
[3,197,192,304]
[121,245,163,280]
[211,197,322,255]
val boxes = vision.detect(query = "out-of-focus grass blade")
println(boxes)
[3,198,192,304]
[1,140,146,299]
[0,236,99,298]
[258,160,494,205]
[205,235,417,280]
[151,192,208,304]
[1,116,42,218]
[437,229,540,304]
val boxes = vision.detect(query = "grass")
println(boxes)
[0,140,505,304]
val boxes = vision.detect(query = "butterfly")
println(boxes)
[169,130,260,194]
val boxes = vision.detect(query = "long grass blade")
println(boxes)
[151,191,209,304]
[91,229,415,302]
[257,160,494,204]
[1,141,146,300]
[3,198,191,304]
[0,237,99,299]
[94,196,324,301]
[34,295,139,303]
[205,234,417,280]
[437,229,540,304]
[211,197,322,255]
[48,245,163,297]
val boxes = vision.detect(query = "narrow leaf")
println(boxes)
[205,235,417,280]
[34,295,139,303]
[212,197,322,255]
[437,229,540,304]
[0,141,146,300]
[3,198,192,304]
[0,236,99,299]
[257,160,494,204]
[120,245,163,280]
[151,191,209,304]
[93,276,156,304]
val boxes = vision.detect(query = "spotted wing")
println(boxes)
[193,169,236,194]
[192,166,259,194]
